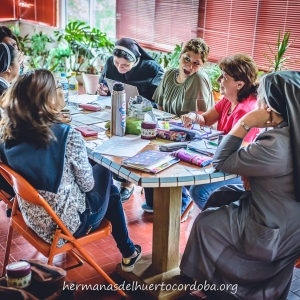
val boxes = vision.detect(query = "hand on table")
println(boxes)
[97,83,109,96]
[181,112,197,129]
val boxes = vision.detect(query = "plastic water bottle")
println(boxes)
[111,82,126,136]
[68,72,78,108]
[59,73,69,104]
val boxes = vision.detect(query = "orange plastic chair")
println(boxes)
[0,162,126,297]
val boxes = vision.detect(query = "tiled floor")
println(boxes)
[1,187,299,300]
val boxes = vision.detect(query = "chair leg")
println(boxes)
[2,224,14,276]
[181,200,194,222]
[75,246,126,297]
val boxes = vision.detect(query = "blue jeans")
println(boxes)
[144,186,190,214]
[189,177,243,210]
[74,164,135,258]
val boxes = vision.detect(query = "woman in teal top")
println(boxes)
[154,38,214,116]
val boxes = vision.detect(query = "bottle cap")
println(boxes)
[71,72,76,76]
[61,73,66,77]
[113,82,124,91]
[6,261,31,278]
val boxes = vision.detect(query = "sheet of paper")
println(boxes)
[92,135,150,157]
[77,95,112,107]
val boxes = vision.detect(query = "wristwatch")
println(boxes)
[240,121,250,132]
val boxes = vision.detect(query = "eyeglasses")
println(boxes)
[56,82,63,90]
[199,126,212,138]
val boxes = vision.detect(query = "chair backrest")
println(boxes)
[0,162,74,239]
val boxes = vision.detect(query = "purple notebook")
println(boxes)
[122,150,170,167]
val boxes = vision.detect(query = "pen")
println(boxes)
[207,141,218,147]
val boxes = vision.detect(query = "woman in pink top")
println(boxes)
[181,53,260,209]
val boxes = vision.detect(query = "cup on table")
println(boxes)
[60,108,71,123]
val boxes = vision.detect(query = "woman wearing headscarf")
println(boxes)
[98,38,164,201]
[180,71,300,300]
[0,43,20,96]
[97,37,164,102]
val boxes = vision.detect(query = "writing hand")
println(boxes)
[181,113,197,129]
[97,83,108,96]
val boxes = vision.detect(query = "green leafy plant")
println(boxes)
[264,31,292,72]
[203,63,222,92]
[148,43,183,70]
[54,21,114,73]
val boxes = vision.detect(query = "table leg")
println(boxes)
[117,186,190,300]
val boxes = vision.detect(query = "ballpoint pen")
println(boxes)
[207,140,218,147]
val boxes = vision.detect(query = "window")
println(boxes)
[66,0,116,39]
[117,0,300,70]
[116,0,199,52]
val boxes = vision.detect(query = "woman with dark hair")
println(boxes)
[181,54,260,210]
[98,38,164,201]
[0,43,20,95]
[180,71,300,300]
[0,26,19,51]
[0,69,141,272]
[97,37,164,102]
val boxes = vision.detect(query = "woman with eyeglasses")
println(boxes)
[97,37,164,103]
[97,38,164,202]
[181,71,300,300]
[181,54,260,210]
[141,38,214,220]
[0,69,142,272]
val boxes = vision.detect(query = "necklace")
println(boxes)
[228,103,238,115]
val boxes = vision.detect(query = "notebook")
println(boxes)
[122,150,179,173]
[187,139,218,157]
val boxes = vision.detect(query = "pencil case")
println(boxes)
[172,149,212,167]
[156,128,187,142]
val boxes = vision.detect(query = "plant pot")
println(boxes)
[76,73,84,85]
[213,91,222,102]
[82,73,100,95]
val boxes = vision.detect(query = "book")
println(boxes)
[122,150,170,167]
[123,155,180,173]
[187,139,218,157]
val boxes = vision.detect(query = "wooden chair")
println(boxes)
[0,162,126,297]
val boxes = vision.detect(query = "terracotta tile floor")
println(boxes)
[1,186,299,300]
[0,186,209,300]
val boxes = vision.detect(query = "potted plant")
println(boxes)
[54,21,113,75]
[203,63,222,101]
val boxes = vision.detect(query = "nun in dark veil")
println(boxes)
[97,37,164,102]
[180,71,300,300]
[0,42,20,96]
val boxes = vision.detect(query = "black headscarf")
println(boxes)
[0,42,11,73]
[262,71,300,201]
[114,38,154,62]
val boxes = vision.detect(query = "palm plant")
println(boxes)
[264,31,292,72]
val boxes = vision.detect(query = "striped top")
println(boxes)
[153,68,214,117]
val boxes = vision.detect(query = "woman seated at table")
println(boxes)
[154,38,214,116]
[180,71,300,300]
[0,26,23,74]
[141,38,214,219]
[181,53,260,210]
[97,37,164,102]
[0,42,20,96]
[0,69,141,272]
[97,37,164,202]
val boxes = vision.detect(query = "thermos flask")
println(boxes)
[111,82,126,136]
